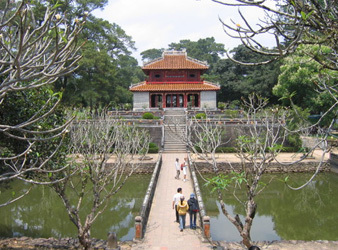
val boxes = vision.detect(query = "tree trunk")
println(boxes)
[78,227,91,250]
[241,199,257,248]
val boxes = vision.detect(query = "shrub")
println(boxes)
[193,146,237,153]
[195,113,206,119]
[142,112,154,119]
[218,102,226,110]
[225,110,239,118]
[216,147,237,153]
[148,142,159,153]
[281,146,301,152]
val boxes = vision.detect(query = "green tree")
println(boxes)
[58,17,140,109]
[141,48,165,62]
[37,0,142,110]
[168,37,225,74]
[214,45,280,103]
[273,44,337,125]
[0,0,84,206]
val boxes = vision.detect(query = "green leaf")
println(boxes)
[62,36,68,43]
[284,176,289,183]
[52,1,62,10]
[301,11,306,20]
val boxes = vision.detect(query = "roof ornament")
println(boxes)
[143,49,208,67]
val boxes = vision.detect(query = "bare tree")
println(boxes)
[167,95,328,248]
[214,0,336,180]
[213,0,337,68]
[52,111,150,250]
[0,0,85,206]
[187,113,226,171]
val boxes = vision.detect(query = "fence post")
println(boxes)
[203,216,210,238]
[107,232,120,250]
[134,216,143,240]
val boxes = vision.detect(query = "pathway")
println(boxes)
[134,153,212,250]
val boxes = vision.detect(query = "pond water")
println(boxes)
[198,172,338,242]
[0,174,151,241]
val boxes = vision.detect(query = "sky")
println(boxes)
[93,0,272,64]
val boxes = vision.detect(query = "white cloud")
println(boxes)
[93,0,275,63]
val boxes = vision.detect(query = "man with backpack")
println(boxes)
[187,193,199,229]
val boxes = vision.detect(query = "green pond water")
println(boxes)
[0,174,151,241]
[199,172,338,242]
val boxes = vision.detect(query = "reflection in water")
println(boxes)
[0,174,151,241]
[199,173,338,241]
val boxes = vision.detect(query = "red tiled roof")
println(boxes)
[130,81,220,92]
[142,51,209,70]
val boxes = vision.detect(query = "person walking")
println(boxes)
[175,158,180,179]
[177,195,189,232]
[182,157,188,182]
[187,193,199,229]
[172,188,182,223]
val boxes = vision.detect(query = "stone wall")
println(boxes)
[194,161,331,173]
[133,92,149,110]
[200,91,217,110]
[139,125,162,148]
[135,154,162,239]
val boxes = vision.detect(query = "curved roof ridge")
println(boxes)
[142,50,209,70]
[186,56,208,67]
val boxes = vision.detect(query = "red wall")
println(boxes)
[147,70,201,83]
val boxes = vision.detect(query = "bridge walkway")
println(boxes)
[134,152,212,250]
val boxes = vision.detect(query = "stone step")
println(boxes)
[163,147,187,152]
[163,110,187,152]
[164,144,186,148]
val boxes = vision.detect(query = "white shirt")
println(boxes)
[173,193,182,205]
[182,160,188,175]
[175,161,180,171]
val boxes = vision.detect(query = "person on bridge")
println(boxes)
[188,193,199,229]
[182,157,188,182]
[172,188,182,223]
[175,158,180,179]
[177,195,189,232]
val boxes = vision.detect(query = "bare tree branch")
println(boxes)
[0,0,85,206]
[52,111,150,250]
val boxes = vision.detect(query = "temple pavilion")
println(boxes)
[129,50,220,111]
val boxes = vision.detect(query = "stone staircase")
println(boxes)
[163,109,187,152]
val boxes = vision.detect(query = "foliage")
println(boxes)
[141,48,165,62]
[214,45,280,103]
[194,113,207,119]
[142,112,155,119]
[206,171,247,193]
[217,147,237,153]
[50,1,143,110]
[0,88,68,174]
[224,110,239,118]
[273,45,337,126]
[148,142,159,153]
[0,0,83,206]
[218,102,226,110]
[168,37,225,72]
